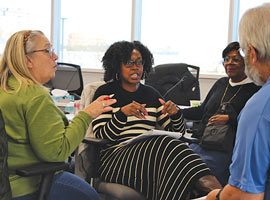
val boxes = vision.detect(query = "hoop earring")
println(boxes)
[116,73,119,80]
[142,72,146,80]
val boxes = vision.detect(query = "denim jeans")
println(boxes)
[12,171,99,200]
[190,143,232,187]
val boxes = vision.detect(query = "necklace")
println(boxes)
[220,83,243,105]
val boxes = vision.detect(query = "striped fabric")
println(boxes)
[92,82,211,199]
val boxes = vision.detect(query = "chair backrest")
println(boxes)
[145,63,200,106]
[0,110,12,200]
[79,81,106,111]
[75,81,105,179]
[45,62,84,98]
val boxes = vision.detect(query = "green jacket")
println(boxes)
[0,76,92,197]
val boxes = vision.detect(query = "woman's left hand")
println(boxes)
[121,101,147,119]
[159,98,179,116]
[208,114,229,125]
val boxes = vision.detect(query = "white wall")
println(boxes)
[198,74,223,101]
[82,70,104,84]
[81,70,222,101]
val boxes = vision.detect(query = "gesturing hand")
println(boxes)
[121,101,148,119]
[83,95,117,119]
[159,98,179,116]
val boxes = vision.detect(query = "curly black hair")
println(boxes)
[222,41,240,58]
[102,40,154,82]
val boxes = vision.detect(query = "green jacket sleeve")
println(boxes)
[25,93,92,162]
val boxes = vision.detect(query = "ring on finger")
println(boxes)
[137,109,143,115]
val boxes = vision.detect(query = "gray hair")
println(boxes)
[239,3,270,61]
[24,30,44,54]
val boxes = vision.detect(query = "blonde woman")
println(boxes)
[0,30,116,200]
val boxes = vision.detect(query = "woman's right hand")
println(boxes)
[83,95,117,119]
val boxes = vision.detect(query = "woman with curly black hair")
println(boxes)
[92,40,219,199]
[102,40,154,82]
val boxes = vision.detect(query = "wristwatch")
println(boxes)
[216,189,223,200]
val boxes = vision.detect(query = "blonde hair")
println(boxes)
[0,30,44,92]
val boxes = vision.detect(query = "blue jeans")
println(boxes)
[12,172,99,200]
[189,143,232,187]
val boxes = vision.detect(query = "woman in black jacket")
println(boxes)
[182,41,261,186]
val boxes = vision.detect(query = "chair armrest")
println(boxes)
[180,135,200,144]
[16,162,69,200]
[185,119,202,137]
[16,162,69,177]
[82,137,110,146]
[80,138,110,179]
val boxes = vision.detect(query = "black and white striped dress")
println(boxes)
[92,81,211,200]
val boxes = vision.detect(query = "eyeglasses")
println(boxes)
[27,47,55,58]
[124,59,144,68]
[223,56,242,64]
[239,46,259,58]
[239,48,246,57]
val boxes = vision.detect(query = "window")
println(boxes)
[1,0,268,73]
[232,1,268,52]
[0,0,51,57]
[239,1,268,18]
[141,0,230,74]
[59,0,132,69]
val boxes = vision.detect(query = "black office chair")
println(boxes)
[0,110,69,200]
[45,62,84,100]
[145,63,200,106]
[76,138,145,200]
